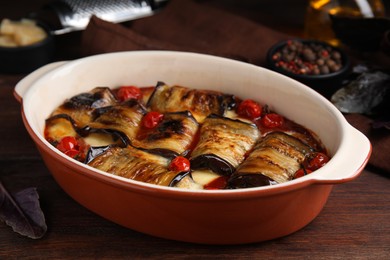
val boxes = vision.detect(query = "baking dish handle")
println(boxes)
[313,124,372,184]
[14,61,68,103]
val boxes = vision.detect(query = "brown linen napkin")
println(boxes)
[81,0,289,66]
[81,0,389,173]
[345,114,390,173]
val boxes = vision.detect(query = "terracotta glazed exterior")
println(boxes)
[15,51,371,244]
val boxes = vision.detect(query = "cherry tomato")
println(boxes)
[56,136,80,158]
[306,152,330,171]
[169,156,191,172]
[142,111,164,129]
[204,176,228,190]
[57,136,78,152]
[237,99,262,120]
[117,86,142,102]
[294,168,313,179]
[64,149,80,158]
[261,113,284,128]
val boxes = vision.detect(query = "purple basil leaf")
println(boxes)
[372,113,390,130]
[0,181,47,239]
[372,120,390,130]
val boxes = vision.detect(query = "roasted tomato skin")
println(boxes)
[56,136,80,158]
[294,152,329,179]
[204,176,228,190]
[237,99,262,120]
[306,152,330,171]
[117,86,142,102]
[169,156,191,172]
[294,168,313,179]
[261,113,284,128]
[142,111,164,129]
[57,136,78,152]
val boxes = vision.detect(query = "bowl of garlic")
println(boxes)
[0,18,54,74]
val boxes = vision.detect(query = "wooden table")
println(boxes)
[1,1,389,258]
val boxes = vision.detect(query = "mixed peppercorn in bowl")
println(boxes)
[267,39,350,98]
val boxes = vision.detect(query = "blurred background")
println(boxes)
[1,0,389,60]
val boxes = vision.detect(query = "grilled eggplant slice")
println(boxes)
[52,87,117,127]
[228,131,315,188]
[135,111,199,155]
[282,118,326,152]
[86,99,146,144]
[190,114,260,175]
[45,114,78,144]
[46,99,146,147]
[147,82,236,123]
[45,113,131,148]
[88,146,200,189]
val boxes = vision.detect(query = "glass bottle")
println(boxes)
[304,0,386,46]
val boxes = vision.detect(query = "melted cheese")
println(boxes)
[224,110,253,124]
[84,133,117,147]
[192,169,220,186]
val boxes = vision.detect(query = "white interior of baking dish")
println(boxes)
[16,51,371,192]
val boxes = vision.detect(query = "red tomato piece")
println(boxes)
[56,136,80,158]
[294,168,313,179]
[294,169,305,179]
[204,176,228,190]
[64,149,80,158]
[142,111,164,129]
[306,152,330,171]
[261,113,284,128]
[169,156,191,172]
[237,99,262,120]
[56,136,79,153]
[117,86,142,102]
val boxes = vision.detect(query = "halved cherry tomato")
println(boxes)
[142,111,164,129]
[294,168,313,179]
[64,149,80,158]
[57,136,78,152]
[117,86,142,102]
[306,152,330,171]
[261,113,284,128]
[56,136,80,158]
[169,156,191,172]
[204,176,228,190]
[237,99,262,120]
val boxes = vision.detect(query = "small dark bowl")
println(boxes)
[0,24,55,74]
[267,39,350,98]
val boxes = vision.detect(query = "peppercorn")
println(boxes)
[271,40,343,76]
[302,48,316,61]
[320,65,329,74]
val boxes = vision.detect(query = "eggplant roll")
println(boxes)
[45,114,78,144]
[134,111,199,155]
[147,82,236,123]
[228,131,315,188]
[86,99,146,144]
[88,146,200,189]
[190,115,260,175]
[52,87,117,127]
